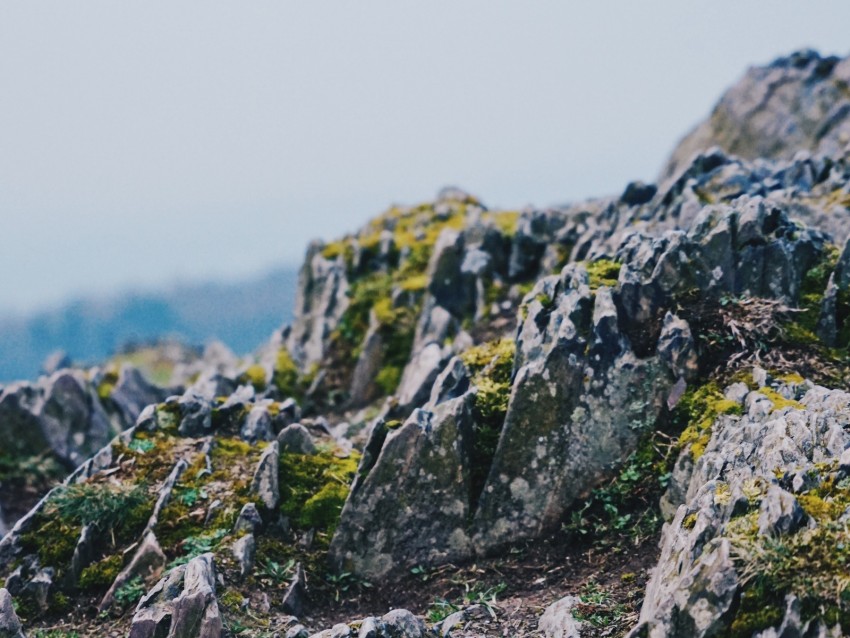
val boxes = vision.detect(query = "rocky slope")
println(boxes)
[1,49,850,638]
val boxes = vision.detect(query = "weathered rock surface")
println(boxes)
[0,589,25,638]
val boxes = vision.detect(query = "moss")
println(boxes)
[96,368,119,401]
[585,259,622,290]
[272,348,300,399]
[399,274,428,292]
[20,515,79,570]
[375,366,403,396]
[682,513,698,530]
[239,364,268,392]
[673,382,743,461]
[486,210,520,236]
[278,448,360,540]
[727,584,785,638]
[758,387,803,412]
[78,554,123,590]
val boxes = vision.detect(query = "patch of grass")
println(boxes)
[585,259,622,290]
[572,581,628,629]
[114,576,146,608]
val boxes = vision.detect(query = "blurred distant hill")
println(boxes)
[0,267,298,382]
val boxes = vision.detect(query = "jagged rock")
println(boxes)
[632,381,850,637]
[24,567,52,610]
[662,50,850,186]
[330,393,477,579]
[251,441,280,510]
[110,365,169,428]
[130,553,222,638]
[231,534,255,579]
[428,229,474,318]
[177,393,213,437]
[621,181,657,206]
[349,319,385,407]
[277,423,316,455]
[395,342,448,414]
[287,243,350,368]
[656,312,699,381]
[280,562,307,616]
[472,274,670,552]
[272,398,301,432]
[0,589,24,638]
[69,524,97,584]
[233,503,263,535]
[757,484,806,536]
[538,596,583,638]
[100,532,166,611]
[381,609,429,637]
[286,625,309,638]
[240,406,274,443]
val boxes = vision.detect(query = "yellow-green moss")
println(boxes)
[272,348,300,398]
[486,210,520,236]
[96,369,119,401]
[682,513,698,530]
[399,274,428,292]
[758,387,803,412]
[240,364,268,391]
[78,554,123,590]
[585,259,622,290]
[674,383,743,461]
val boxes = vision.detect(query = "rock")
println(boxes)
[348,319,385,407]
[233,503,263,535]
[0,589,24,638]
[427,230,474,318]
[381,609,428,637]
[286,625,309,638]
[273,398,302,432]
[277,424,316,455]
[538,596,583,638]
[356,617,385,638]
[240,406,274,443]
[251,441,280,510]
[435,605,486,637]
[110,365,169,429]
[130,553,222,638]
[621,181,657,206]
[177,393,213,437]
[757,485,806,536]
[100,532,167,611]
[395,342,448,414]
[231,534,255,579]
[656,312,699,381]
[330,393,478,579]
[309,624,352,638]
[25,567,53,610]
[661,50,850,186]
[280,563,307,616]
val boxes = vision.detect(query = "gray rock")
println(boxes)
[277,423,316,455]
[330,394,477,579]
[656,312,699,381]
[231,534,255,579]
[25,567,53,610]
[381,609,428,637]
[286,625,309,638]
[349,318,385,407]
[130,553,222,638]
[357,617,385,638]
[240,406,274,443]
[273,398,302,432]
[621,181,657,206]
[233,503,263,535]
[538,596,583,638]
[435,605,486,637]
[110,365,169,429]
[309,624,352,638]
[280,562,307,616]
[100,532,166,612]
[0,588,24,638]
[251,441,280,510]
[758,485,806,536]
[395,342,448,414]
[177,393,213,437]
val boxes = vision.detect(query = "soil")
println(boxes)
[300,530,662,637]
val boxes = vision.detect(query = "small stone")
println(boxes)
[281,563,308,617]
[758,485,805,536]
[381,609,428,637]
[241,407,274,443]
[0,588,25,638]
[251,441,280,510]
[232,534,256,579]
[538,596,583,638]
[277,424,316,455]
[233,503,263,535]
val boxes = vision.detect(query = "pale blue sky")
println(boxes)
[2,1,849,314]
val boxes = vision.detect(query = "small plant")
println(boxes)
[257,558,296,584]
[128,438,155,454]
[410,565,431,582]
[169,528,228,567]
[114,576,147,607]
[33,631,81,638]
[50,482,149,538]
[572,581,628,628]
[323,571,372,602]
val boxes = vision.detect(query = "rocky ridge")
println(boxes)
[0,49,850,637]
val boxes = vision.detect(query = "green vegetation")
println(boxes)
[460,338,516,508]
[585,258,622,290]
[571,581,629,630]
[272,348,300,398]
[672,382,742,460]
[278,447,360,541]
[114,576,147,607]
[563,430,675,546]
[428,582,507,623]
[78,554,123,590]
[170,528,228,567]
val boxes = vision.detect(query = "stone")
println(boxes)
[286,625,309,638]
[240,406,274,443]
[231,534,255,579]
[100,532,166,611]
[177,393,213,437]
[233,503,263,535]
[656,312,699,381]
[280,563,307,616]
[621,181,657,206]
[309,624,352,638]
[381,609,428,637]
[538,596,583,638]
[757,485,806,536]
[110,365,169,429]
[277,424,316,455]
[0,588,24,638]
[251,441,280,510]
[130,553,222,638]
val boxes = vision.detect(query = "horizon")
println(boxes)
[3,2,850,316]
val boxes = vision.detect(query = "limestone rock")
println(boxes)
[250,441,280,511]
[538,596,583,638]
[0,589,24,638]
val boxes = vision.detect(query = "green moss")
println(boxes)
[682,513,698,530]
[375,366,403,396]
[272,348,300,398]
[585,259,622,290]
[240,364,268,392]
[399,274,428,292]
[727,584,785,638]
[96,368,119,401]
[673,382,743,460]
[486,210,520,236]
[758,387,803,412]
[278,448,360,540]
[78,554,123,590]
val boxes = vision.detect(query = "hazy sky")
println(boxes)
[2,2,849,315]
